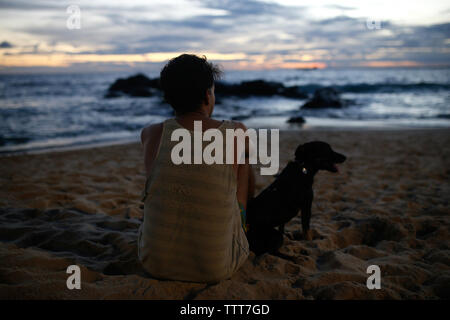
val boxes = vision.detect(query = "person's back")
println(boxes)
[139,118,249,282]
[138,54,252,283]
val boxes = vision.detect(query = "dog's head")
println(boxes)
[295,141,346,173]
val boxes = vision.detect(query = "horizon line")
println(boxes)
[0,63,449,75]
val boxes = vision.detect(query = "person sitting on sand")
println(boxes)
[138,54,253,283]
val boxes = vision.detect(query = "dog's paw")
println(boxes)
[290,230,316,241]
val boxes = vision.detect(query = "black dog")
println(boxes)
[246,141,346,255]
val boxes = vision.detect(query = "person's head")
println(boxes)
[160,54,223,117]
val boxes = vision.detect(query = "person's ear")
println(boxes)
[203,88,211,106]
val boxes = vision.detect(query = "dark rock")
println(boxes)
[104,91,121,98]
[215,80,284,97]
[106,73,160,98]
[239,80,284,96]
[215,80,306,98]
[301,87,347,109]
[287,116,306,124]
[231,115,251,121]
[106,75,309,100]
[212,82,238,96]
[280,86,308,99]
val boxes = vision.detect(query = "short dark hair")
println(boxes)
[159,54,223,114]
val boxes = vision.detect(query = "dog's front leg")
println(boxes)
[301,189,313,241]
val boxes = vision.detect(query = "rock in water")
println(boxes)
[302,87,346,109]
[287,116,306,124]
[106,74,160,98]
[106,76,309,100]
[215,80,284,97]
[238,80,284,96]
[280,86,308,99]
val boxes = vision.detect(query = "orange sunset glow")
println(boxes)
[0,0,448,72]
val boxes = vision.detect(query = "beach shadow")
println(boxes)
[0,207,148,277]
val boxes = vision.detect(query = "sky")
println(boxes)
[0,0,449,72]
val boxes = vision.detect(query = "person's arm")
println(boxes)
[141,123,163,177]
[233,121,255,232]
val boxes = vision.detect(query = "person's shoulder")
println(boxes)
[140,122,164,145]
[228,120,248,131]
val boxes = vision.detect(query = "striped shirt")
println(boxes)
[138,118,249,283]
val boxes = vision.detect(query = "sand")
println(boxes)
[0,128,449,299]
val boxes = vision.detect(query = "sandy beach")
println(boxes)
[0,128,449,299]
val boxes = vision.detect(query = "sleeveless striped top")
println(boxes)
[138,118,249,283]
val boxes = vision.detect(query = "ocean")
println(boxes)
[0,67,449,154]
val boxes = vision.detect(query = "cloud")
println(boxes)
[0,0,59,10]
[325,4,356,11]
[197,0,288,16]
[0,0,448,70]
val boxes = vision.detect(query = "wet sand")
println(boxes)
[0,128,449,299]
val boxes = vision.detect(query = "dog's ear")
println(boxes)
[295,144,305,162]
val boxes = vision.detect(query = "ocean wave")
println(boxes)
[280,82,450,94]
